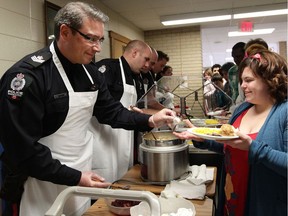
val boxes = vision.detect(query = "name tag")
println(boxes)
[54,93,67,99]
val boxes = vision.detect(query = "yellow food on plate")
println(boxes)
[219,124,236,136]
[193,127,221,136]
[192,124,236,137]
[204,119,219,125]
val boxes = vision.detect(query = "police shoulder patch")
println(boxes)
[98,65,106,73]
[7,73,33,100]
[24,50,52,68]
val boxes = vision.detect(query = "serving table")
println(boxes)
[83,164,216,216]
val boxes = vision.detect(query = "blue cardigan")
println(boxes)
[193,101,287,216]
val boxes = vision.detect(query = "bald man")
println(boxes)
[89,40,152,182]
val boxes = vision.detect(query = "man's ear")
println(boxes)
[131,48,138,58]
[59,24,71,40]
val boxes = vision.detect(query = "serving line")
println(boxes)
[83,164,217,216]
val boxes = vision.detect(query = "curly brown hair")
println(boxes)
[238,45,287,103]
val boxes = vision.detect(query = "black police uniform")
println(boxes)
[0,43,151,195]
[141,71,156,91]
[95,56,145,101]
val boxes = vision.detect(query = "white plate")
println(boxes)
[206,110,223,116]
[187,127,238,141]
[189,119,221,127]
[214,115,230,120]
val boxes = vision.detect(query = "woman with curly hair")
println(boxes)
[175,45,287,216]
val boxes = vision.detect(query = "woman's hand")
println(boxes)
[173,119,204,142]
[216,130,252,151]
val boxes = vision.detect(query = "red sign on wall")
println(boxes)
[240,21,254,32]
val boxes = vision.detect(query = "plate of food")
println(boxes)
[187,124,238,140]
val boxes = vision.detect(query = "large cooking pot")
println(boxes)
[142,131,184,147]
[139,131,189,184]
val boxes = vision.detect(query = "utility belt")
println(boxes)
[0,152,28,202]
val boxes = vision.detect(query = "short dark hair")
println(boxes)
[211,73,223,82]
[157,50,169,62]
[212,64,221,71]
[232,42,246,51]
[220,62,235,75]
[54,2,109,40]
[245,38,268,50]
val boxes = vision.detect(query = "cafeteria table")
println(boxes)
[83,164,216,216]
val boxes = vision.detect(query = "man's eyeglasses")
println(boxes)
[68,25,104,46]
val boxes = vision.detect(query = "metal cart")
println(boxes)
[45,186,161,216]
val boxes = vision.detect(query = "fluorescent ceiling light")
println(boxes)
[234,9,288,19]
[162,15,231,25]
[161,3,287,27]
[160,9,232,26]
[228,28,275,37]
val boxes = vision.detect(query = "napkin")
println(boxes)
[130,197,196,216]
[188,164,209,185]
[161,165,214,200]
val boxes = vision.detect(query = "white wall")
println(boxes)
[0,0,144,77]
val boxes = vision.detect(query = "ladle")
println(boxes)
[150,131,157,140]
[172,117,181,132]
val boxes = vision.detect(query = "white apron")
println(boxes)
[89,58,137,182]
[19,43,98,216]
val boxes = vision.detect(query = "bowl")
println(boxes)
[105,198,140,215]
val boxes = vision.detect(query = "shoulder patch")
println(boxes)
[98,65,106,73]
[24,51,52,68]
[7,73,33,100]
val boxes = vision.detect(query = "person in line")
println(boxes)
[155,65,173,81]
[220,62,234,98]
[0,2,175,216]
[174,45,287,216]
[89,40,152,182]
[229,39,269,113]
[244,38,268,54]
[219,62,235,110]
[210,73,231,111]
[211,63,221,75]
[228,42,246,103]
[203,67,216,113]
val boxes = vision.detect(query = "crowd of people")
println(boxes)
[0,1,286,216]
[176,42,287,216]
[203,38,271,115]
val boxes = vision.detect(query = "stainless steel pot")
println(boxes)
[142,131,184,147]
[139,131,189,183]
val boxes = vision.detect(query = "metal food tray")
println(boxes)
[45,186,161,216]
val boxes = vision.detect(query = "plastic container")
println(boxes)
[105,198,140,215]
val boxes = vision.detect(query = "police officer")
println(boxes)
[89,40,151,182]
[0,2,175,216]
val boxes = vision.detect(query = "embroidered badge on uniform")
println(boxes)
[31,55,45,63]
[98,65,106,73]
[8,73,26,100]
